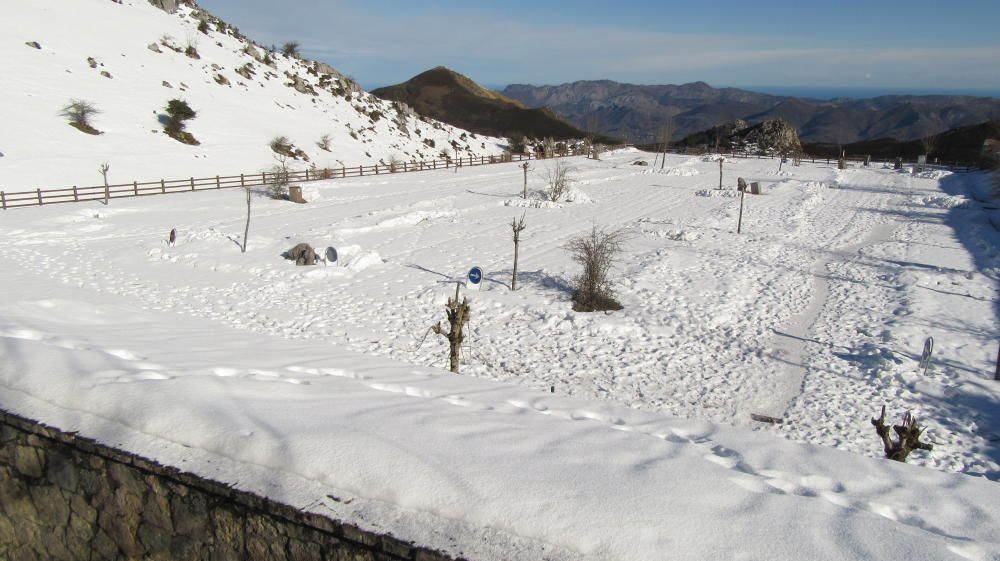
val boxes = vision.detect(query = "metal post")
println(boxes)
[736,190,745,234]
[994,343,999,381]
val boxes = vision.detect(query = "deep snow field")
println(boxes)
[1,149,999,560]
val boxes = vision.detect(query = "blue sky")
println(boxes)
[198,0,1000,94]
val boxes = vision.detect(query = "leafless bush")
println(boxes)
[270,135,293,156]
[542,137,556,157]
[316,133,332,151]
[389,154,402,173]
[565,225,626,312]
[281,41,300,58]
[61,99,104,135]
[267,154,291,199]
[546,161,572,202]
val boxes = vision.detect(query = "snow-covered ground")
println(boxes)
[0,0,502,189]
[1,149,998,560]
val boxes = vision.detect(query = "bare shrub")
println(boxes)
[565,225,626,312]
[281,41,300,58]
[316,133,332,151]
[389,154,402,173]
[546,161,572,202]
[60,99,101,134]
[267,154,291,199]
[270,135,294,156]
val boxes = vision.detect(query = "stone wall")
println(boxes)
[0,410,459,561]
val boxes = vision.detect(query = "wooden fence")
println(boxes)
[1,148,605,210]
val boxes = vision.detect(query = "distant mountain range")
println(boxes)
[502,80,1000,144]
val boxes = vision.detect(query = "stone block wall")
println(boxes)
[0,410,460,561]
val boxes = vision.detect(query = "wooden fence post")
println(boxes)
[134,181,138,196]
[305,169,309,182]
[359,165,363,177]
[1,191,5,210]
[37,188,43,206]
[216,176,220,189]
[342,166,346,178]
[190,177,195,191]
[240,173,245,188]
[161,179,165,193]
[73,186,78,202]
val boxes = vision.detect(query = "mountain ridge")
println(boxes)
[372,67,611,142]
[502,80,1000,144]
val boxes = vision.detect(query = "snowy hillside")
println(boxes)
[1,150,999,560]
[0,0,503,189]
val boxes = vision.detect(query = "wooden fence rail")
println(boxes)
[1,147,614,210]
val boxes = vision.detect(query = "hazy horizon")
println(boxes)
[198,0,1000,94]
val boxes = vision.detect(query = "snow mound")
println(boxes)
[646,228,702,242]
[645,167,700,177]
[916,169,953,180]
[695,189,740,198]
[919,195,973,209]
[701,154,726,162]
[337,245,384,271]
[504,187,591,208]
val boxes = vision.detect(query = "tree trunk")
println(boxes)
[242,188,251,253]
[512,238,520,291]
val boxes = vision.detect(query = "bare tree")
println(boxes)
[542,137,557,158]
[520,162,531,199]
[510,212,526,291]
[432,284,470,373]
[546,161,571,202]
[61,99,101,134]
[565,225,626,312]
[921,134,939,159]
[267,153,291,199]
[98,162,110,205]
[241,185,251,253]
[871,406,933,462]
[658,117,674,170]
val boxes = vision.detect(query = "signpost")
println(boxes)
[467,266,483,291]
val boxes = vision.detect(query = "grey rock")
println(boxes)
[286,243,317,266]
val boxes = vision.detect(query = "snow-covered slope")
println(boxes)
[0,0,503,189]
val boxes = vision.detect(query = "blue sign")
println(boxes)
[468,266,483,286]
